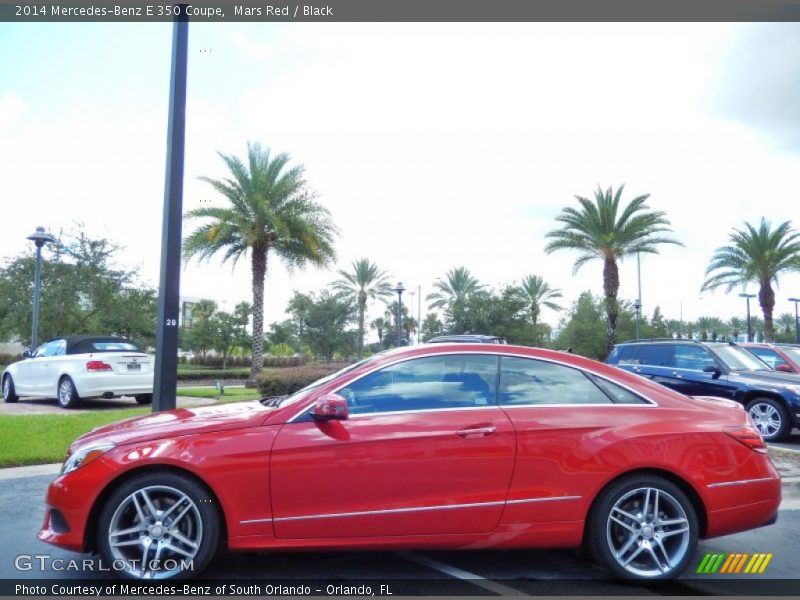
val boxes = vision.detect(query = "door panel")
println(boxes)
[270,408,516,539]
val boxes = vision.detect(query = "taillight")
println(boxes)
[85,360,113,372]
[724,426,767,453]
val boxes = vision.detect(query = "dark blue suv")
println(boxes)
[607,339,800,441]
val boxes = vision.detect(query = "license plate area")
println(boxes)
[126,362,142,372]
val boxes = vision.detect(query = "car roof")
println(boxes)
[44,335,138,355]
[614,338,731,347]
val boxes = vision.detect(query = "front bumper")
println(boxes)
[37,458,118,552]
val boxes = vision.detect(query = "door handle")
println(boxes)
[456,425,496,437]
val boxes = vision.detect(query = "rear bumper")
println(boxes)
[74,372,153,398]
[704,474,782,538]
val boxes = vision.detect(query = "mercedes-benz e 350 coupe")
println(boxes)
[39,344,780,580]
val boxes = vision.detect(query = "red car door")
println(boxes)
[270,354,516,539]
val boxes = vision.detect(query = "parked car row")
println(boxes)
[607,339,800,441]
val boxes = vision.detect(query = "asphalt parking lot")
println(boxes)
[1,473,798,595]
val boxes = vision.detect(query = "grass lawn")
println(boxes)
[0,408,148,468]
[0,390,261,468]
[177,387,261,402]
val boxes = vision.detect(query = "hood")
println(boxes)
[729,369,800,388]
[73,401,272,449]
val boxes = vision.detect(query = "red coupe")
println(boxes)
[39,344,781,581]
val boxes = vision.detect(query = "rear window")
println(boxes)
[91,342,140,352]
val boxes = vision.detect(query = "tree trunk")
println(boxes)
[357,292,366,358]
[759,280,775,342]
[603,256,620,355]
[248,247,267,386]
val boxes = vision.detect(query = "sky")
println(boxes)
[1,22,800,340]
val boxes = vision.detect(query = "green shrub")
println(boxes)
[0,353,22,365]
[256,362,351,397]
[176,368,251,381]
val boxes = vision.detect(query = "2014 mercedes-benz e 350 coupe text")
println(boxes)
[39,344,781,580]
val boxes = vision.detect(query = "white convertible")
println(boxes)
[2,335,154,408]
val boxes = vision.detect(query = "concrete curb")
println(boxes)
[0,463,61,481]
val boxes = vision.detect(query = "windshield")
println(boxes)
[265,355,377,408]
[713,345,771,371]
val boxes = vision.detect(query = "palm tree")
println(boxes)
[728,317,745,340]
[702,219,800,342]
[519,274,562,345]
[191,299,217,322]
[183,142,337,384]
[426,267,483,310]
[370,317,388,350]
[332,259,393,357]
[777,312,795,336]
[545,185,682,353]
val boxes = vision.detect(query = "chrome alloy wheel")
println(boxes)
[2,378,10,400]
[107,485,203,579]
[58,380,73,406]
[606,487,691,577]
[748,402,781,439]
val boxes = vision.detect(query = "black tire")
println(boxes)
[96,472,220,580]
[746,397,790,442]
[135,394,153,405]
[57,376,80,409]
[2,374,18,403]
[587,474,698,580]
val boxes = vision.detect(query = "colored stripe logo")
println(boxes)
[696,552,773,574]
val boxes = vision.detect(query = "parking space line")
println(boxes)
[399,552,526,596]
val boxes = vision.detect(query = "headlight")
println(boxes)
[61,441,116,475]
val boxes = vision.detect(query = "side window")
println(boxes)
[53,340,66,356]
[637,345,675,367]
[674,345,716,370]
[338,354,498,415]
[35,340,63,358]
[590,375,650,405]
[609,346,640,365]
[499,357,612,406]
[748,348,787,370]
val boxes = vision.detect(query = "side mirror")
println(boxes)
[776,364,794,373]
[22,350,32,359]
[311,394,349,421]
[703,365,722,379]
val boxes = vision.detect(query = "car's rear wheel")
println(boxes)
[96,472,220,579]
[2,375,18,403]
[57,376,80,409]
[588,475,698,580]
[135,394,153,405]
[747,397,790,442]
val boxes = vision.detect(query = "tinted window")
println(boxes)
[746,348,788,370]
[674,345,716,370]
[609,345,640,365]
[338,354,498,415]
[590,375,650,405]
[35,340,64,358]
[499,357,612,406]
[637,345,675,367]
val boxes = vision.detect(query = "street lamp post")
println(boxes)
[739,293,756,342]
[789,297,800,344]
[393,282,405,346]
[633,299,642,341]
[26,226,56,350]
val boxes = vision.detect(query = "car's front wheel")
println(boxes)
[588,474,698,580]
[2,375,18,403]
[96,472,220,579]
[57,376,80,409]
[747,397,790,442]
